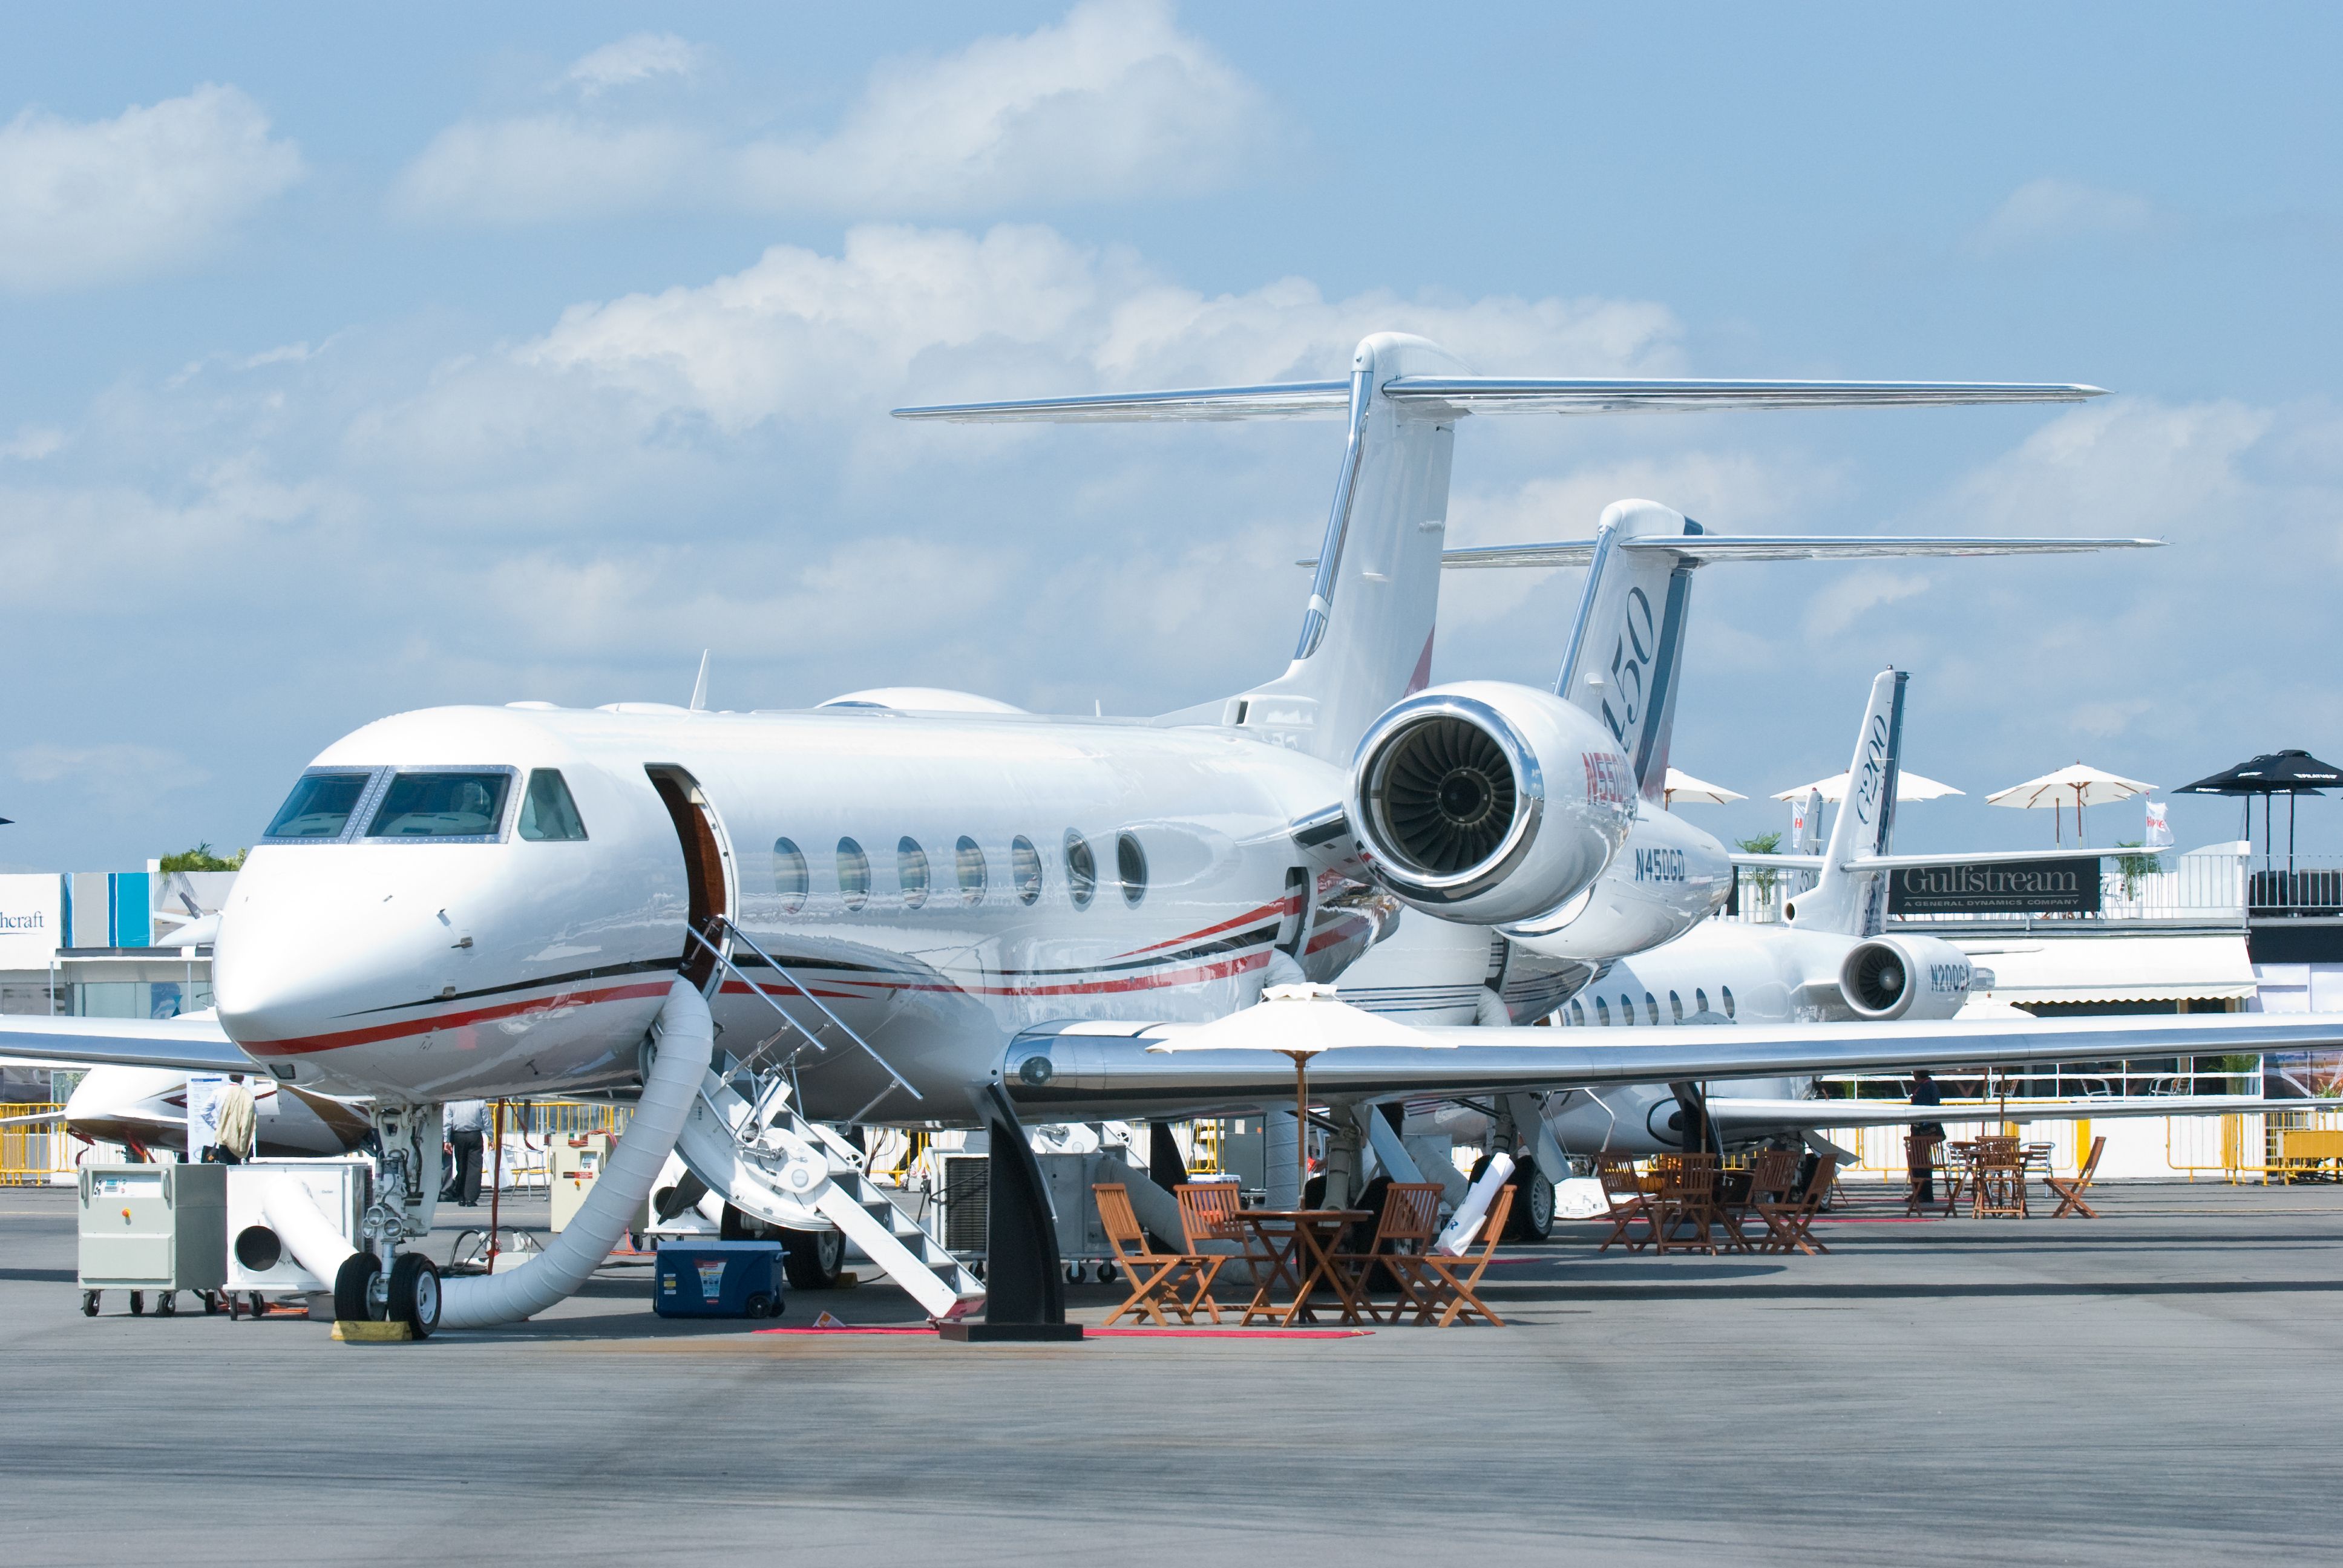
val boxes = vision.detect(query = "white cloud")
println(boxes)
[392,1,1273,224]
[10,742,208,811]
[0,84,303,292]
[1802,567,1928,639]
[565,33,702,97]
[0,425,63,462]
[500,222,1682,436]
[1971,178,2157,255]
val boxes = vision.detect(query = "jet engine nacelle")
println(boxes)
[1347,680,1634,926]
[1837,934,1973,1021]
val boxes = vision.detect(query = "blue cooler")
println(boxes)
[654,1241,786,1319]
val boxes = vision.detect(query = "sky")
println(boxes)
[3,1,2340,871]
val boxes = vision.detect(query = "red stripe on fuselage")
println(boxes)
[720,949,1271,1002]
[1107,897,1298,961]
[237,980,677,1059]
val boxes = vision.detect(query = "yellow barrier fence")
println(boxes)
[0,1104,70,1186]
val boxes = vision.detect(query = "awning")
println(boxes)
[1950,932,2255,1005]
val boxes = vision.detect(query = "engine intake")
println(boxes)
[1841,938,1916,1019]
[1348,681,1631,926]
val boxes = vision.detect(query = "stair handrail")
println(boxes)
[681,923,833,1086]
[691,918,924,1110]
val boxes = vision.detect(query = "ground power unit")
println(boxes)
[940,1151,1118,1280]
[77,1162,227,1316]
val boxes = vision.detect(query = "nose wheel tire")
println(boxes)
[389,1253,442,1339]
[335,1252,384,1322]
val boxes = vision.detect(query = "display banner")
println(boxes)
[1887,857,2103,915]
[186,1074,228,1158]
[0,875,62,968]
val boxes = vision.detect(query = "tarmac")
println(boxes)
[2,1178,2338,1566]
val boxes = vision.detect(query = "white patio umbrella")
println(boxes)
[1985,762,2155,847]
[1771,769,1964,804]
[1662,768,1746,808]
[1146,985,1441,1203]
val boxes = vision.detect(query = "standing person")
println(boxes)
[209,1074,256,1165]
[1908,1068,1947,1204]
[443,1099,488,1207]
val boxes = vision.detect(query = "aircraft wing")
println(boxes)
[1708,1094,2282,1135]
[1003,1006,2343,1119]
[0,1015,258,1074]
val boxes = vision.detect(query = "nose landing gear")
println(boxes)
[334,1102,445,1340]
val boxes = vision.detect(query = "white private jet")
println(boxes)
[1387,668,2273,1187]
[11,332,2336,1341]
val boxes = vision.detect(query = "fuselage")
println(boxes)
[214,702,1394,1119]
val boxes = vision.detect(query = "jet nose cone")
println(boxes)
[212,849,452,1052]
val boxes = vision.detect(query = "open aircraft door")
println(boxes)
[646,766,738,991]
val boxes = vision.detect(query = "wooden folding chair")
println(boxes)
[1728,1150,1802,1244]
[1095,1184,1224,1325]
[1652,1154,1723,1256]
[1392,1186,1515,1327]
[1594,1154,1654,1253]
[2045,1136,2106,1219]
[1971,1138,2028,1219]
[1176,1181,1272,1288]
[1334,1181,1443,1324]
[1904,1134,1953,1218]
[1754,1155,1837,1255]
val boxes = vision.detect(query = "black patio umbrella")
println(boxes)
[2174,749,2343,867]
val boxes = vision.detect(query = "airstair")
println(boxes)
[676,921,982,1321]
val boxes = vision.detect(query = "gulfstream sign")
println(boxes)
[1888,857,2102,916]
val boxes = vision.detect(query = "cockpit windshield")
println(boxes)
[263,772,374,840]
[366,772,511,839]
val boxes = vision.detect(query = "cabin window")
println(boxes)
[1012,835,1042,906]
[1645,992,1660,1026]
[1594,996,1611,1026]
[772,838,808,912]
[1668,990,1683,1024]
[837,838,870,912]
[263,771,373,840]
[1117,832,1147,908]
[1568,998,1585,1026]
[1619,994,1634,1027]
[1695,987,1709,1015]
[956,836,987,904]
[367,771,509,839]
[899,837,930,910]
[1720,985,1736,1019]
[517,769,587,841]
[1065,831,1097,910]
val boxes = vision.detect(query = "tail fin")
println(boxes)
[1555,500,1703,803]
[1223,334,1463,762]
[1789,668,1906,936]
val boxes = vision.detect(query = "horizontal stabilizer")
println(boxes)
[1327,535,2163,570]
[898,377,2103,425]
